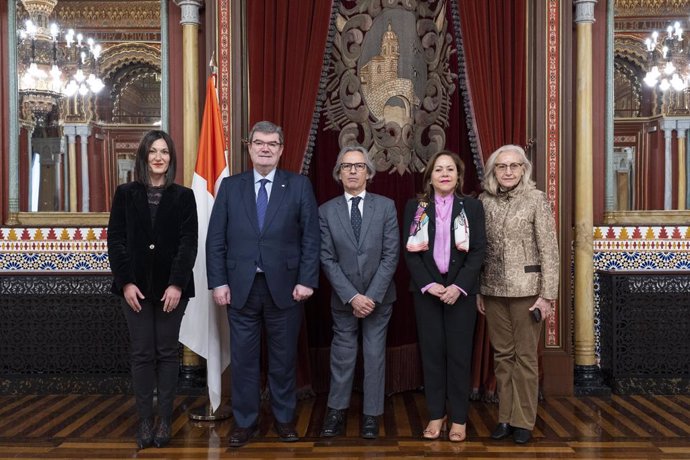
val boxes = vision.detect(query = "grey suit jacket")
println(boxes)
[319,192,400,309]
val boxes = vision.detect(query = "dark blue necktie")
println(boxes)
[256,178,269,230]
[351,196,362,241]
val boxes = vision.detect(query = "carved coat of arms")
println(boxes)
[325,0,456,174]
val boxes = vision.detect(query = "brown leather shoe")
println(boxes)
[273,421,299,442]
[229,425,258,447]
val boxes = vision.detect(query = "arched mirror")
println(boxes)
[607,1,690,223]
[7,0,168,225]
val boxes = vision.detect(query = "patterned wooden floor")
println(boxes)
[1,392,690,458]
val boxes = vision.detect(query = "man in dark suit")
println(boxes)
[206,121,320,447]
[318,146,399,440]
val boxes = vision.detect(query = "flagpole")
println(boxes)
[184,53,232,421]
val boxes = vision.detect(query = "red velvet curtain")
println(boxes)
[459,0,526,398]
[460,0,526,160]
[247,0,333,172]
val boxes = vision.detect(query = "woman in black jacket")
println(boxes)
[107,130,198,449]
[402,151,486,442]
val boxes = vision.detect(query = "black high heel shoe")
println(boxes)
[153,416,172,448]
[136,417,154,449]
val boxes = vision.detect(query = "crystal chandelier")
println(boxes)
[643,21,690,92]
[17,0,104,123]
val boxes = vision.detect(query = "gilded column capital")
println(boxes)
[573,0,597,24]
[174,0,204,26]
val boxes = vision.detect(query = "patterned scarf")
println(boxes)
[406,200,470,252]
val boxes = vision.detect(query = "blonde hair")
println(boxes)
[482,144,535,195]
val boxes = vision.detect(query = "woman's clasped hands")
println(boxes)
[427,283,461,305]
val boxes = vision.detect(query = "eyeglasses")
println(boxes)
[494,162,523,173]
[340,162,367,172]
[250,140,283,150]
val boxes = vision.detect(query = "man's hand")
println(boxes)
[123,283,145,312]
[212,285,231,306]
[292,284,314,302]
[161,285,182,312]
[351,294,375,317]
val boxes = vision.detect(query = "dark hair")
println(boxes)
[419,150,466,201]
[134,130,177,187]
[248,121,284,145]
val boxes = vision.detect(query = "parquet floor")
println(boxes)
[1,392,690,458]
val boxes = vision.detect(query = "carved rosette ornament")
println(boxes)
[324,0,456,174]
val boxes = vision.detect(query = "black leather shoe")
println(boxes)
[513,428,532,444]
[274,421,299,442]
[361,414,379,439]
[229,425,259,447]
[490,422,514,440]
[153,416,171,448]
[136,417,154,450]
[320,408,346,437]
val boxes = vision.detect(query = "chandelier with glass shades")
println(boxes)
[17,0,104,122]
[643,20,690,92]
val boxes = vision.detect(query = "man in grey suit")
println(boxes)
[318,145,399,439]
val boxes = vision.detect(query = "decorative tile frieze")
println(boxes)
[593,225,690,360]
[0,227,109,272]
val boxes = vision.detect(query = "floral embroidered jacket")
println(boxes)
[479,187,559,299]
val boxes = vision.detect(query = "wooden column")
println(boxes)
[173,0,204,381]
[573,0,609,395]
[174,0,203,187]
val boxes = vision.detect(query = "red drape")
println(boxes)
[459,0,526,398]
[460,0,526,159]
[247,0,333,172]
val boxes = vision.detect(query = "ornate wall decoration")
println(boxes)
[54,1,161,29]
[324,0,456,174]
[0,227,109,271]
[545,0,561,348]
[593,225,690,361]
[614,0,690,18]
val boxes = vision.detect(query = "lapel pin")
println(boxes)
[281,184,286,188]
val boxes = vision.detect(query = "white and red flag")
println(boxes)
[179,74,230,412]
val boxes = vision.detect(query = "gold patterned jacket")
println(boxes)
[479,187,559,300]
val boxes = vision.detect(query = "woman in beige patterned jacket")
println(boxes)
[476,144,559,445]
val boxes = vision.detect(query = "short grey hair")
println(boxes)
[332,145,376,183]
[248,121,284,145]
[482,144,536,195]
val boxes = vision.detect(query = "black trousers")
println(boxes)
[413,291,477,424]
[121,297,187,419]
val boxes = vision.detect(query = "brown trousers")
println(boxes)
[483,295,541,430]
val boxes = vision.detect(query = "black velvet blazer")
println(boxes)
[107,181,198,301]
